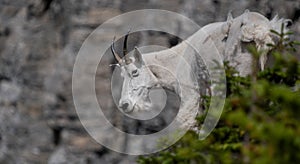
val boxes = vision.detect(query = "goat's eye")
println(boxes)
[132,70,139,77]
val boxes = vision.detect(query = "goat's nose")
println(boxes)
[119,100,132,112]
[120,102,129,110]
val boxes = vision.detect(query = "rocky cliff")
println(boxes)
[0,0,299,163]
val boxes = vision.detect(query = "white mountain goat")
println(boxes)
[111,11,289,131]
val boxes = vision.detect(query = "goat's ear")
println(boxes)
[271,14,279,23]
[222,12,233,35]
[242,9,250,25]
[133,47,144,67]
[243,9,250,14]
[227,11,233,23]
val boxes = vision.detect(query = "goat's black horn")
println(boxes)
[111,36,122,63]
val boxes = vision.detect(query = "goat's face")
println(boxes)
[111,33,158,113]
[239,12,274,45]
[230,11,284,71]
[119,49,158,113]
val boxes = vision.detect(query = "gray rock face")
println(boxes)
[0,82,21,103]
[0,0,299,163]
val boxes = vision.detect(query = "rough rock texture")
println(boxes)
[0,0,299,163]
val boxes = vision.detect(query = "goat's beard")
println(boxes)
[256,34,274,71]
[133,97,152,112]
[132,87,153,112]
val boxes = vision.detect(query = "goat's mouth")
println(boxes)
[123,107,134,113]
[121,100,149,114]
[121,103,143,114]
[132,100,152,112]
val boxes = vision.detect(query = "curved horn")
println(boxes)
[111,36,122,63]
[123,30,130,56]
[123,30,132,64]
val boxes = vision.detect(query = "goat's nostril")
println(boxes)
[119,100,133,112]
[121,102,129,110]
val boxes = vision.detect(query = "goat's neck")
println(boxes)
[144,42,202,129]
[145,43,188,93]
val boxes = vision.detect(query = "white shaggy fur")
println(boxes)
[116,11,288,131]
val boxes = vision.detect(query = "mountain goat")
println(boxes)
[111,11,289,131]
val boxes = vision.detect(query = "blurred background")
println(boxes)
[0,0,299,163]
